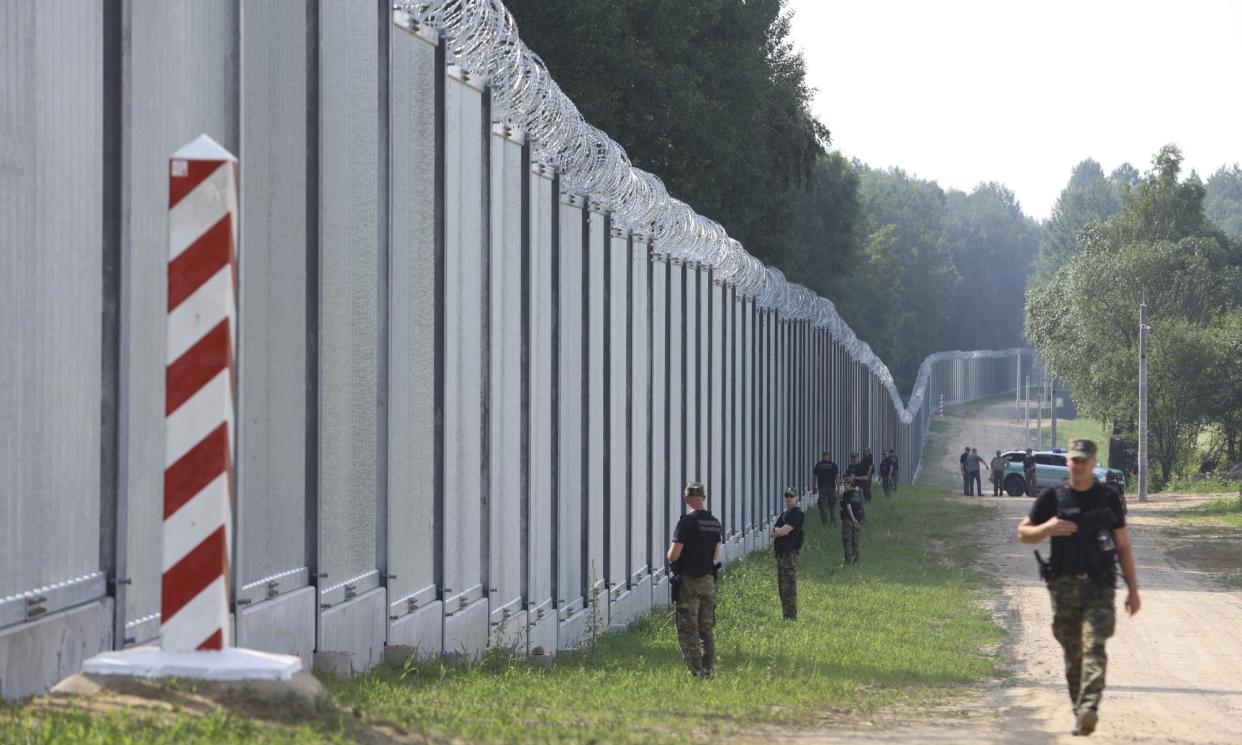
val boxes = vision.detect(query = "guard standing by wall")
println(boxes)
[879,449,895,497]
[770,488,805,620]
[1017,439,1140,737]
[1023,448,1037,497]
[859,447,876,502]
[960,445,972,495]
[840,471,863,564]
[813,451,840,526]
[889,449,900,494]
[667,482,723,677]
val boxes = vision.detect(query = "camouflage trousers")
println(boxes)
[1049,576,1116,713]
[841,521,860,562]
[675,574,716,674]
[776,553,798,619]
[816,488,837,525]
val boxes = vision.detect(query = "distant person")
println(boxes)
[667,482,722,677]
[990,450,1006,496]
[859,447,876,502]
[1023,448,1037,496]
[840,471,864,564]
[845,453,866,523]
[812,451,840,526]
[770,488,805,620]
[960,446,971,495]
[1017,439,1140,737]
[880,449,897,497]
[965,447,987,496]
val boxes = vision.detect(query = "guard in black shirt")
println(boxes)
[812,451,840,526]
[667,482,722,676]
[770,488,805,620]
[1017,439,1140,737]
[859,447,875,502]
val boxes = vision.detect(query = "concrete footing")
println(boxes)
[387,600,443,658]
[0,599,111,701]
[442,597,488,661]
[317,587,386,675]
[235,586,317,669]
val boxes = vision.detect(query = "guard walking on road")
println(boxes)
[1017,439,1140,737]
[667,482,723,677]
[813,451,840,526]
[770,488,805,620]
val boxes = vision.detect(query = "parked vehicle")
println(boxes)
[999,450,1127,497]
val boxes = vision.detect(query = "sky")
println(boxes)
[786,0,1242,221]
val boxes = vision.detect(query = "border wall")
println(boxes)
[0,2,1030,700]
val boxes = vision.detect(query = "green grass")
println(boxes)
[1178,496,1242,528]
[2,488,1002,744]
[1158,478,1241,495]
[962,392,1022,408]
[329,488,1001,743]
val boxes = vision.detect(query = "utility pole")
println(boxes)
[1036,367,1043,450]
[1016,351,1023,423]
[1139,303,1150,502]
[1024,375,1031,450]
[1049,373,1057,450]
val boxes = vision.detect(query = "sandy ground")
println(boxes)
[758,400,1242,744]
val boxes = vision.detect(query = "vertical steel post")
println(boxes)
[1024,375,1031,450]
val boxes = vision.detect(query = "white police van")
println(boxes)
[999,449,1127,497]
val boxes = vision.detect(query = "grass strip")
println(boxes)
[330,487,1001,743]
[2,487,1001,744]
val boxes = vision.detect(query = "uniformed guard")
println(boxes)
[879,449,896,497]
[666,482,723,676]
[859,447,876,502]
[840,467,864,564]
[812,451,840,526]
[888,449,900,494]
[770,488,805,620]
[1017,439,1140,737]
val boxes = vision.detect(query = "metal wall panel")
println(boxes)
[607,231,628,589]
[0,2,104,619]
[386,19,439,624]
[630,239,650,578]
[586,209,606,591]
[555,196,585,606]
[237,0,310,607]
[709,282,725,533]
[698,268,711,493]
[527,167,555,610]
[318,0,380,609]
[121,0,239,642]
[442,69,485,608]
[488,131,524,615]
[650,257,668,569]
[683,263,698,488]
[667,261,685,544]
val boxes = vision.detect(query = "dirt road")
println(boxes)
[767,400,1242,743]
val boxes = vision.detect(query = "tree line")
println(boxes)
[1026,147,1242,482]
[505,1,1242,468]
[507,0,1040,392]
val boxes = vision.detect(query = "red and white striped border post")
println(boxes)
[162,135,238,652]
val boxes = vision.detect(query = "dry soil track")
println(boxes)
[754,400,1242,744]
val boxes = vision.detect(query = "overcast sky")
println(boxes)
[786,0,1241,221]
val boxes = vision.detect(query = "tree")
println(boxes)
[794,151,864,299]
[943,183,1040,349]
[1205,164,1242,242]
[503,0,829,271]
[1025,146,1242,482]
[1030,160,1123,287]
